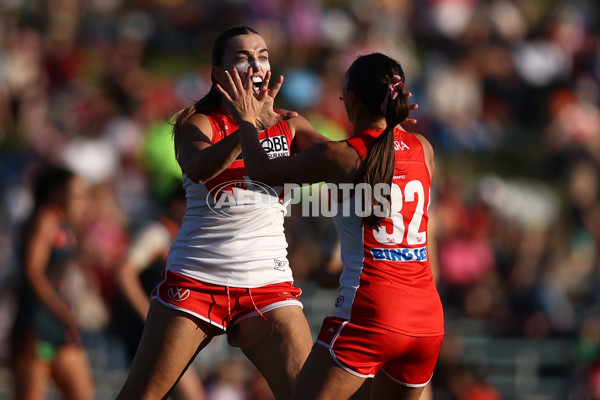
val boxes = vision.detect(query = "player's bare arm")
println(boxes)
[175,113,243,184]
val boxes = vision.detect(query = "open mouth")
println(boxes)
[252,76,263,93]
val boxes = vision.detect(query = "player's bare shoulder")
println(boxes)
[184,113,213,141]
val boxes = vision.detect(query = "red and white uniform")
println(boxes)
[166,108,294,287]
[318,128,444,385]
[152,108,301,332]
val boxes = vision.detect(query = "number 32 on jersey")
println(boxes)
[371,181,429,247]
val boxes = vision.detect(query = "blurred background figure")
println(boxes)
[10,164,94,400]
[114,184,206,400]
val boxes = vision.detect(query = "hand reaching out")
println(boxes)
[404,92,419,125]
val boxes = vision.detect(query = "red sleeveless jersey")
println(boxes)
[332,128,444,336]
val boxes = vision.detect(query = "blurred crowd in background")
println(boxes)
[0,0,599,399]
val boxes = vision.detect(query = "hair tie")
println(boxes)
[380,75,405,114]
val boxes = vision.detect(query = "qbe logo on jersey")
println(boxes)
[260,135,289,159]
[206,179,281,218]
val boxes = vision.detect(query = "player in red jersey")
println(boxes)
[218,52,444,399]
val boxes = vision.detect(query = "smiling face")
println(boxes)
[213,33,270,94]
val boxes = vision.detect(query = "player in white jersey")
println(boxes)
[116,26,327,400]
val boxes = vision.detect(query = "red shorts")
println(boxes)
[316,316,443,386]
[151,270,303,333]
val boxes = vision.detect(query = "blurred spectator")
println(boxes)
[114,185,206,400]
[10,164,95,399]
[204,357,250,400]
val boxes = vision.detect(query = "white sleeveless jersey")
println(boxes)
[166,109,294,287]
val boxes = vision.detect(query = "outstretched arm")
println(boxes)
[216,67,360,186]
[286,92,418,154]
[287,115,330,154]
[175,113,242,184]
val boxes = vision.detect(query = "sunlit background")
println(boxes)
[0,0,599,399]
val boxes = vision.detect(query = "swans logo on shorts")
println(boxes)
[335,295,344,307]
[168,287,190,302]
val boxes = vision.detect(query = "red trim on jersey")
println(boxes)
[345,128,381,160]
[204,107,293,197]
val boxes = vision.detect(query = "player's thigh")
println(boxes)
[234,306,313,399]
[291,344,365,400]
[51,344,94,400]
[117,300,219,400]
[14,361,50,400]
[12,339,51,400]
[371,370,425,400]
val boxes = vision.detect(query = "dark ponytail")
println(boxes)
[349,53,410,229]
[171,26,260,161]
